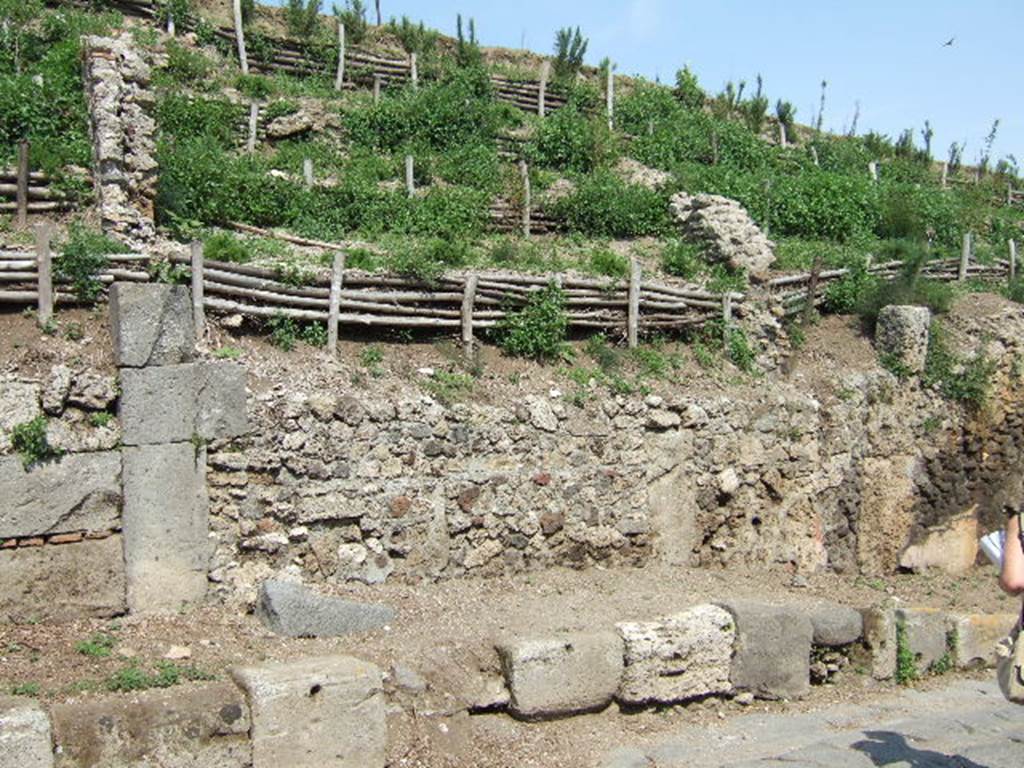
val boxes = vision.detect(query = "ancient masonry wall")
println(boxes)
[83,34,158,243]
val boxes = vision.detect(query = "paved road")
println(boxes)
[602,679,1024,768]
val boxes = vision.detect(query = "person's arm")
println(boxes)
[1000,512,1024,596]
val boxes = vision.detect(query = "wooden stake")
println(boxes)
[246,102,259,154]
[327,251,344,354]
[809,145,819,167]
[538,60,550,117]
[722,294,733,343]
[373,74,381,104]
[1008,182,1014,206]
[303,158,313,190]
[647,119,654,137]
[232,0,248,75]
[191,240,205,344]
[334,20,345,91]
[627,259,641,348]
[16,140,29,229]
[461,272,478,359]
[868,161,878,182]
[34,223,53,327]
[606,62,614,131]
[167,12,175,36]
[519,160,531,238]
[405,155,414,197]
[1009,239,1017,283]
[959,232,971,281]
[941,162,948,188]
[409,52,418,89]
[803,253,823,325]
[778,121,787,148]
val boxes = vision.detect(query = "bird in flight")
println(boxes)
[942,37,955,47]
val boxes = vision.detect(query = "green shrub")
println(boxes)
[155,95,243,149]
[823,258,878,314]
[495,283,568,361]
[164,40,213,86]
[267,313,298,350]
[615,83,683,137]
[10,682,40,697]
[726,326,757,373]
[588,247,628,278]
[11,415,61,468]
[421,370,473,404]
[387,237,471,281]
[203,231,252,263]
[106,662,213,692]
[661,240,703,279]
[528,104,614,174]
[76,633,117,658]
[234,74,274,101]
[924,322,996,409]
[55,224,128,302]
[855,246,955,330]
[552,26,588,81]
[674,66,706,110]
[552,170,669,237]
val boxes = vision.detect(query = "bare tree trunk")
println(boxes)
[375,0,382,26]
[232,0,248,75]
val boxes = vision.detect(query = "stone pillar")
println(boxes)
[83,35,158,244]
[111,283,248,613]
[875,305,931,375]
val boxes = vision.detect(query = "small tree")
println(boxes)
[978,118,1000,177]
[286,0,322,41]
[947,141,964,174]
[920,120,934,159]
[0,0,44,74]
[333,0,367,44]
[814,79,827,134]
[455,13,481,67]
[674,65,704,110]
[553,26,587,80]
[742,74,768,134]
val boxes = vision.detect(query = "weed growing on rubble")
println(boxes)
[75,633,117,658]
[895,620,919,685]
[495,282,569,362]
[10,682,40,697]
[105,662,215,692]
[11,415,62,469]
[420,370,474,404]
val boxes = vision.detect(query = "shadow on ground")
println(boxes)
[852,730,989,768]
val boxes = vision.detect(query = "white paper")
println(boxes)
[980,530,1005,567]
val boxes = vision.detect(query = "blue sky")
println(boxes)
[272,0,1023,165]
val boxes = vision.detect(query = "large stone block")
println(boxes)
[122,443,209,613]
[896,607,950,673]
[806,601,864,647]
[0,535,126,622]
[497,631,624,718]
[232,655,385,768]
[0,381,41,453]
[51,682,250,768]
[256,579,395,638]
[0,697,53,768]
[717,600,813,700]
[616,604,734,705]
[861,602,896,680]
[109,283,194,367]
[899,512,979,575]
[119,362,248,446]
[875,305,931,375]
[950,613,1020,669]
[0,452,121,538]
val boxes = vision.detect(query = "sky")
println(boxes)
[270,0,1023,166]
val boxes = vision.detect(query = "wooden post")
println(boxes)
[538,60,549,117]
[722,294,733,343]
[409,52,418,89]
[16,140,29,229]
[246,102,259,154]
[303,158,313,190]
[803,253,823,324]
[461,273,478,360]
[1009,239,1017,282]
[35,223,53,328]
[647,118,654,137]
[1008,182,1014,207]
[868,161,878,182]
[627,259,641,349]
[778,121,787,148]
[167,12,175,36]
[190,240,205,344]
[941,162,949,188]
[334,20,345,91]
[232,0,248,75]
[405,155,415,197]
[959,232,971,281]
[606,62,614,131]
[372,74,382,104]
[809,145,819,167]
[327,252,344,354]
[519,160,531,238]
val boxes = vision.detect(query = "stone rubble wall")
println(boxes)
[83,34,158,244]
[669,192,777,280]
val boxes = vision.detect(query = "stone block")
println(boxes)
[861,602,896,680]
[950,613,1020,669]
[875,305,931,375]
[232,655,385,768]
[899,512,979,575]
[0,381,41,453]
[109,283,194,367]
[717,600,813,700]
[806,601,864,647]
[497,631,624,718]
[616,604,734,705]
[0,535,126,622]
[0,697,53,768]
[119,362,248,447]
[0,452,121,538]
[51,682,249,768]
[256,580,395,638]
[896,607,950,673]
[122,443,209,613]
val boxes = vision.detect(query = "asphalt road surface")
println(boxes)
[602,679,1024,767]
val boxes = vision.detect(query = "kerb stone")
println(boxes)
[0,535,126,622]
[950,613,1020,669]
[616,604,734,705]
[109,283,194,367]
[119,362,248,446]
[256,579,395,638]
[122,443,209,613]
[232,655,385,768]
[717,600,813,700]
[51,682,250,768]
[806,601,864,647]
[0,697,53,768]
[0,452,121,538]
[896,607,950,673]
[497,631,624,718]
